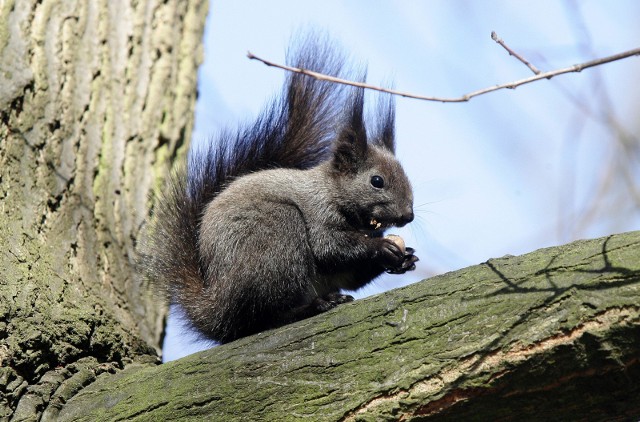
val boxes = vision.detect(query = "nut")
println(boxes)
[385,234,405,252]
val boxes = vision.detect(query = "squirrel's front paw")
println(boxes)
[386,247,419,274]
[375,238,405,269]
[375,235,418,274]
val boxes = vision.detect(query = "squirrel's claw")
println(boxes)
[324,292,355,304]
[312,293,355,313]
[385,247,419,274]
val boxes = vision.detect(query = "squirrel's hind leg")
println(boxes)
[282,292,355,323]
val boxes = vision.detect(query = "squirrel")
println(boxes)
[141,35,418,344]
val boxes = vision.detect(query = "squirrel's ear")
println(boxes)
[332,87,367,174]
[372,93,395,154]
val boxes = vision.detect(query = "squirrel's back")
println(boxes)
[141,34,417,343]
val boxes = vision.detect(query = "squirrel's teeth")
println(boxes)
[370,218,382,230]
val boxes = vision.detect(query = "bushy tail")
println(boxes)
[191,34,358,203]
[140,34,360,334]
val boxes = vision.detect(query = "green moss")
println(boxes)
[57,231,640,421]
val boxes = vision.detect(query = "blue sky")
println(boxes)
[164,0,640,361]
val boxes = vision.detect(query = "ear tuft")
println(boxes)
[332,86,368,173]
[372,93,395,153]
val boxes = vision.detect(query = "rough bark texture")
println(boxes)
[0,1,207,420]
[57,231,640,421]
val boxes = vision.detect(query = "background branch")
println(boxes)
[248,45,640,103]
[491,31,542,75]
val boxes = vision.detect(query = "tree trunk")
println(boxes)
[57,231,640,421]
[0,1,207,420]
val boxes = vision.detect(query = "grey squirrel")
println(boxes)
[142,35,418,344]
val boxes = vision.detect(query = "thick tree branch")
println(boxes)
[58,231,640,421]
[248,45,640,103]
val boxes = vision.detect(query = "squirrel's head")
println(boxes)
[329,90,413,233]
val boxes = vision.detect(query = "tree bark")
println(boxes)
[57,231,640,421]
[0,1,207,420]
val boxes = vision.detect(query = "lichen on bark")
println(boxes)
[57,231,640,421]
[0,0,208,419]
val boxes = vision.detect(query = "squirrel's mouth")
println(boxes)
[356,215,405,235]
[367,214,412,231]
[369,218,385,230]
[367,218,396,232]
[357,218,388,237]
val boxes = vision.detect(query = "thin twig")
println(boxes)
[491,31,542,75]
[247,47,640,103]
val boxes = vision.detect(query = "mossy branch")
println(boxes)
[59,231,640,421]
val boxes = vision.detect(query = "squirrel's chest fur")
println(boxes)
[198,166,345,290]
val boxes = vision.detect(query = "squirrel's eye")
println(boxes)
[370,175,385,189]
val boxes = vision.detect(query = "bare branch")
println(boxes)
[248,47,640,103]
[491,31,542,75]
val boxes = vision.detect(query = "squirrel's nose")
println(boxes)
[397,211,414,227]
